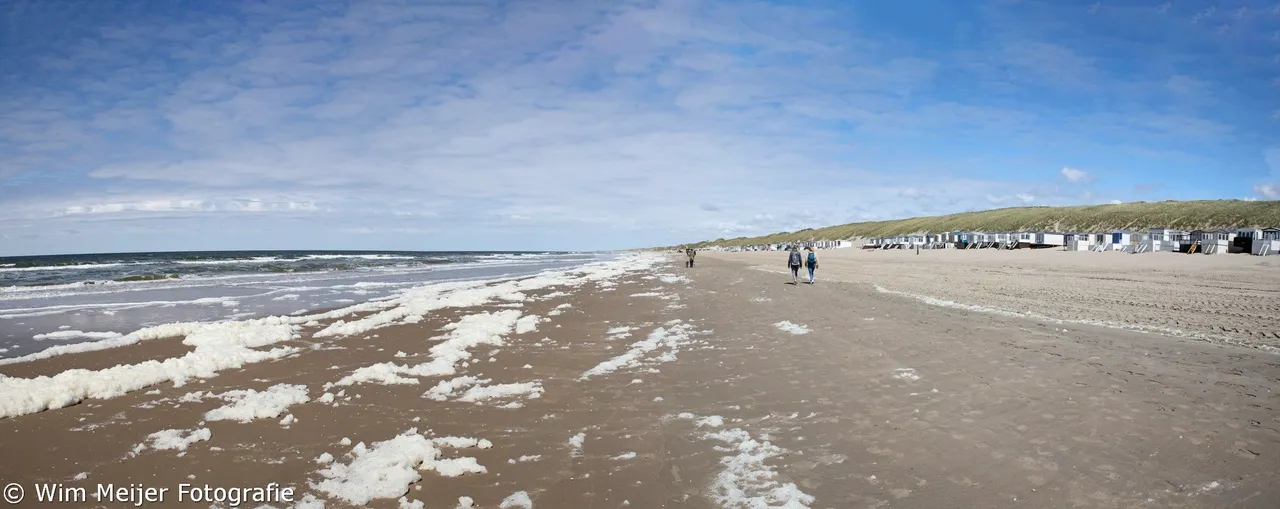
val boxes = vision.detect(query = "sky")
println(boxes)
[1,0,1278,255]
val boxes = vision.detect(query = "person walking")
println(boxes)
[787,245,803,284]
[805,246,818,284]
[686,248,696,268]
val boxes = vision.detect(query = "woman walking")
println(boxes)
[805,246,818,284]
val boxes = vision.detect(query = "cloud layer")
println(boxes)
[1,0,1278,254]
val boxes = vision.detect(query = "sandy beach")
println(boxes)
[1,252,1278,508]
[722,247,1280,352]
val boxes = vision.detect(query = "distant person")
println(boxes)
[787,245,803,284]
[686,248,696,268]
[805,246,818,284]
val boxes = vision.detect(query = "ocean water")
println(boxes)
[0,250,605,360]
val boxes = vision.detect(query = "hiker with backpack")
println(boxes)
[805,246,818,284]
[787,245,803,284]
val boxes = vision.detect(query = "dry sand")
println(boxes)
[718,247,1280,352]
[0,252,1277,508]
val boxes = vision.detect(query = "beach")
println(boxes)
[726,247,1280,352]
[0,251,1278,508]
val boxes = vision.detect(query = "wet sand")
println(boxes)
[1,253,1278,508]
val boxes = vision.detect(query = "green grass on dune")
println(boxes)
[683,200,1280,248]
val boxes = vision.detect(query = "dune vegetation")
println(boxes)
[684,200,1280,248]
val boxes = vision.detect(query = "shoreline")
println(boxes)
[0,254,612,363]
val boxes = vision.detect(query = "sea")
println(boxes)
[0,250,606,360]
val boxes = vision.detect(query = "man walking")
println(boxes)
[686,248,697,268]
[787,245,803,284]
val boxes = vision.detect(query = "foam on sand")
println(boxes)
[32,330,124,341]
[315,254,661,340]
[605,326,634,340]
[707,428,815,509]
[424,376,543,407]
[674,413,815,508]
[0,254,664,420]
[773,321,810,335]
[500,491,534,509]
[659,274,691,284]
[204,384,310,423]
[581,321,700,379]
[131,427,212,456]
[515,315,543,334]
[0,320,300,419]
[334,310,521,386]
[310,428,490,506]
[457,382,543,404]
[0,318,295,366]
[568,432,586,457]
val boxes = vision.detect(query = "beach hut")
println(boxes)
[1034,231,1066,248]
[1251,228,1280,255]
[1148,228,1187,252]
[1236,228,1263,253]
[1109,230,1134,251]
[1064,233,1093,251]
[1014,232,1035,249]
[1190,229,1236,254]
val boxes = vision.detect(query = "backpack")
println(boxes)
[807,252,816,266]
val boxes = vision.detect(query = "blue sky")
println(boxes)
[1,0,1278,255]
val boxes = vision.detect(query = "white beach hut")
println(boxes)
[1034,231,1066,247]
[1014,232,1035,248]
[1064,233,1093,251]
[1109,230,1134,251]
[1147,228,1187,252]
[1251,228,1280,255]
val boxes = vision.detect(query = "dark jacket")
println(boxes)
[788,250,802,267]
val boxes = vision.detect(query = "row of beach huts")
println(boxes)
[863,228,1280,255]
[698,228,1280,255]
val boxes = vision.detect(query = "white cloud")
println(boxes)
[1015,193,1037,204]
[1060,167,1092,183]
[1255,184,1279,199]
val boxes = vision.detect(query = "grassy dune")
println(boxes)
[687,200,1280,248]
